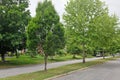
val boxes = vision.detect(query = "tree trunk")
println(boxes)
[15,49,19,58]
[93,50,96,56]
[82,44,86,63]
[73,54,76,59]
[102,51,105,59]
[112,53,115,58]
[1,53,5,62]
[44,54,48,71]
[16,52,19,58]
[83,51,86,63]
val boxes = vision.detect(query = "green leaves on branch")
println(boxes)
[26,0,65,56]
[64,0,119,61]
[26,0,65,70]
[0,0,30,47]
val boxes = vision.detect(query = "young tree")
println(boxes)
[27,0,65,71]
[64,0,108,63]
[0,0,30,62]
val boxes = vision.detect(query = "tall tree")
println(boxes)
[27,0,65,71]
[91,14,119,58]
[107,15,119,57]
[0,0,30,62]
[64,0,108,63]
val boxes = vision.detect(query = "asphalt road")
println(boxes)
[51,58,120,80]
[0,57,103,78]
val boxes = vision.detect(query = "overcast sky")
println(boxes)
[29,0,120,21]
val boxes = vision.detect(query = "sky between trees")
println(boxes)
[29,0,120,22]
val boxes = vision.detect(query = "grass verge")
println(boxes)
[0,57,118,80]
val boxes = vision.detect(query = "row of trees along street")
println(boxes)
[0,0,120,70]
[64,0,120,63]
[0,0,31,61]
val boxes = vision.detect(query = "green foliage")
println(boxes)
[64,0,119,61]
[67,46,81,55]
[0,0,30,50]
[91,13,119,57]
[26,0,65,70]
[0,34,2,40]
[26,19,38,50]
[27,0,65,56]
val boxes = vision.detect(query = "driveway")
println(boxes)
[51,58,120,80]
[0,57,103,78]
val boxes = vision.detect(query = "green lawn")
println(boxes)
[0,54,83,69]
[0,57,117,80]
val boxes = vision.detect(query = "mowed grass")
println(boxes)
[0,55,44,69]
[0,54,83,69]
[0,57,117,80]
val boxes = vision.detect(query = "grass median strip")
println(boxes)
[0,57,118,80]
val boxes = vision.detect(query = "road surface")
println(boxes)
[51,58,120,80]
[0,57,103,78]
